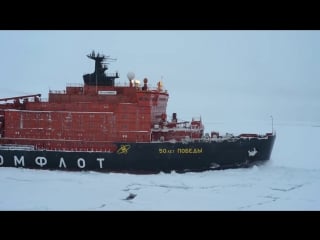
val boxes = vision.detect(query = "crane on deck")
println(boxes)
[0,94,41,102]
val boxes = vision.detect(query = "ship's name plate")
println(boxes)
[98,91,117,95]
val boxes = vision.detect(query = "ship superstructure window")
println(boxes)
[88,114,94,129]
[79,117,83,128]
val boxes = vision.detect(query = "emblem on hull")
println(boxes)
[248,148,258,157]
[117,145,131,154]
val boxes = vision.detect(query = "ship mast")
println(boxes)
[83,50,119,88]
[270,115,274,134]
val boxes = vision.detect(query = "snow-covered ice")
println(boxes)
[1,120,320,210]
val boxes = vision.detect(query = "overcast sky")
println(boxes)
[1,30,319,123]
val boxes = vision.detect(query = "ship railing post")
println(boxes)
[95,70,98,93]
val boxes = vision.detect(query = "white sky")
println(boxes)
[1,30,320,123]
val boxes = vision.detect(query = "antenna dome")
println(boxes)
[127,72,135,81]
